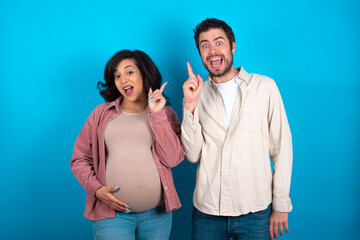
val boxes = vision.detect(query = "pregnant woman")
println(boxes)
[71,50,184,240]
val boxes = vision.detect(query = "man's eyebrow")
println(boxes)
[200,39,209,44]
[214,36,225,41]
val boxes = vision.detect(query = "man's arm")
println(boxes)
[181,62,204,163]
[267,79,293,239]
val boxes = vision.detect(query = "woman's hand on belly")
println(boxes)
[95,186,130,212]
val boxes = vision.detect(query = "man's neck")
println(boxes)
[211,67,239,84]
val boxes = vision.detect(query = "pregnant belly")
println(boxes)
[106,165,164,212]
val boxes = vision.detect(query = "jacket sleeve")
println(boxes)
[181,106,203,163]
[268,80,293,212]
[148,107,184,168]
[70,109,103,197]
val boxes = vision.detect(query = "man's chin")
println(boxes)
[210,69,226,77]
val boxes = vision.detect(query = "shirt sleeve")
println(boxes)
[268,80,293,212]
[181,106,204,163]
[70,109,103,197]
[148,107,184,168]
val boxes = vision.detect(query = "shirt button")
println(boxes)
[102,176,105,179]
[102,155,104,158]
[158,166,161,169]
[150,117,153,120]
[164,187,168,190]
[101,133,104,137]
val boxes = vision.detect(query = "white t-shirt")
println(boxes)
[214,73,239,130]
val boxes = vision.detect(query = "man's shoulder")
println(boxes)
[248,72,275,85]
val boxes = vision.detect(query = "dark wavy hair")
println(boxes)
[98,50,169,104]
[194,18,235,52]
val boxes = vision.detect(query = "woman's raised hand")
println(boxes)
[148,82,167,113]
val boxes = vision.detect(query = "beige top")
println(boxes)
[105,109,163,212]
[181,67,293,216]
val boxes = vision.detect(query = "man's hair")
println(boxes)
[98,49,169,104]
[193,18,235,52]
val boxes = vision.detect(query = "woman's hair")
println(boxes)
[98,50,169,104]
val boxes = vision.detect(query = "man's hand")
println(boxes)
[269,211,289,239]
[148,82,167,113]
[95,186,130,212]
[183,62,203,113]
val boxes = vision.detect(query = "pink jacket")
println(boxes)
[71,97,184,221]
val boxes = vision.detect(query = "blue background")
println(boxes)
[1,0,359,239]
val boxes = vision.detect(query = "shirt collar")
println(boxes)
[208,67,251,87]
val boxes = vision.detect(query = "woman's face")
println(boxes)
[114,58,146,105]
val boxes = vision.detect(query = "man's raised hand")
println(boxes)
[183,62,203,113]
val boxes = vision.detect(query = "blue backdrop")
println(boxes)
[1,0,359,239]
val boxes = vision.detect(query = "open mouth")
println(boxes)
[209,57,223,69]
[123,85,134,96]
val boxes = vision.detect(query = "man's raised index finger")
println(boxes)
[187,62,194,76]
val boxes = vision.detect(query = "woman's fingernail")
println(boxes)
[149,88,152,91]
[114,186,119,190]
[125,205,130,208]
[124,210,131,213]
[149,95,153,98]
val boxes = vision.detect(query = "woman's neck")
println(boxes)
[120,98,147,113]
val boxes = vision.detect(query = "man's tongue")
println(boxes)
[211,59,222,68]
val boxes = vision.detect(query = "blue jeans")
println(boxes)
[191,204,271,240]
[92,205,172,240]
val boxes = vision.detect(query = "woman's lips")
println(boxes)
[123,86,134,96]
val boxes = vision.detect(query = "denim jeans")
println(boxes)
[92,205,172,240]
[191,204,271,240]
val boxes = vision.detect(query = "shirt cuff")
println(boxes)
[148,109,167,123]
[272,197,293,212]
[183,107,199,125]
[88,180,103,198]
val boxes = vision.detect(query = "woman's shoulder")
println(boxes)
[88,99,119,119]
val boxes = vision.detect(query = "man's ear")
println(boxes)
[232,42,236,54]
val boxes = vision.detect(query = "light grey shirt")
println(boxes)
[181,67,293,216]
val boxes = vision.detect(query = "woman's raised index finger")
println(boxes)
[187,62,194,76]
[159,81,168,92]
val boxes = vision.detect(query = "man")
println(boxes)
[181,18,293,240]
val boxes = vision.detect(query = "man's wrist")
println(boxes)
[184,102,197,114]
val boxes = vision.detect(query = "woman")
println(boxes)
[71,50,184,240]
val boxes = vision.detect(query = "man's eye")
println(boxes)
[203,44,209,48]
[114,75,120,79]
[216,42,223,46]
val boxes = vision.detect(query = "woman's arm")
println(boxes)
[148,107,184,168]
[70,110,103,197]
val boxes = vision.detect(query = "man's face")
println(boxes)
[198,28,235,77]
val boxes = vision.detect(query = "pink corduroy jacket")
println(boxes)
[71,97,184,221]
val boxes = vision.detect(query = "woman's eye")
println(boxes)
[114,75,120,79]
[127,71,134,75]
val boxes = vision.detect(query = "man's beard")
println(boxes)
[204,55,233,78]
